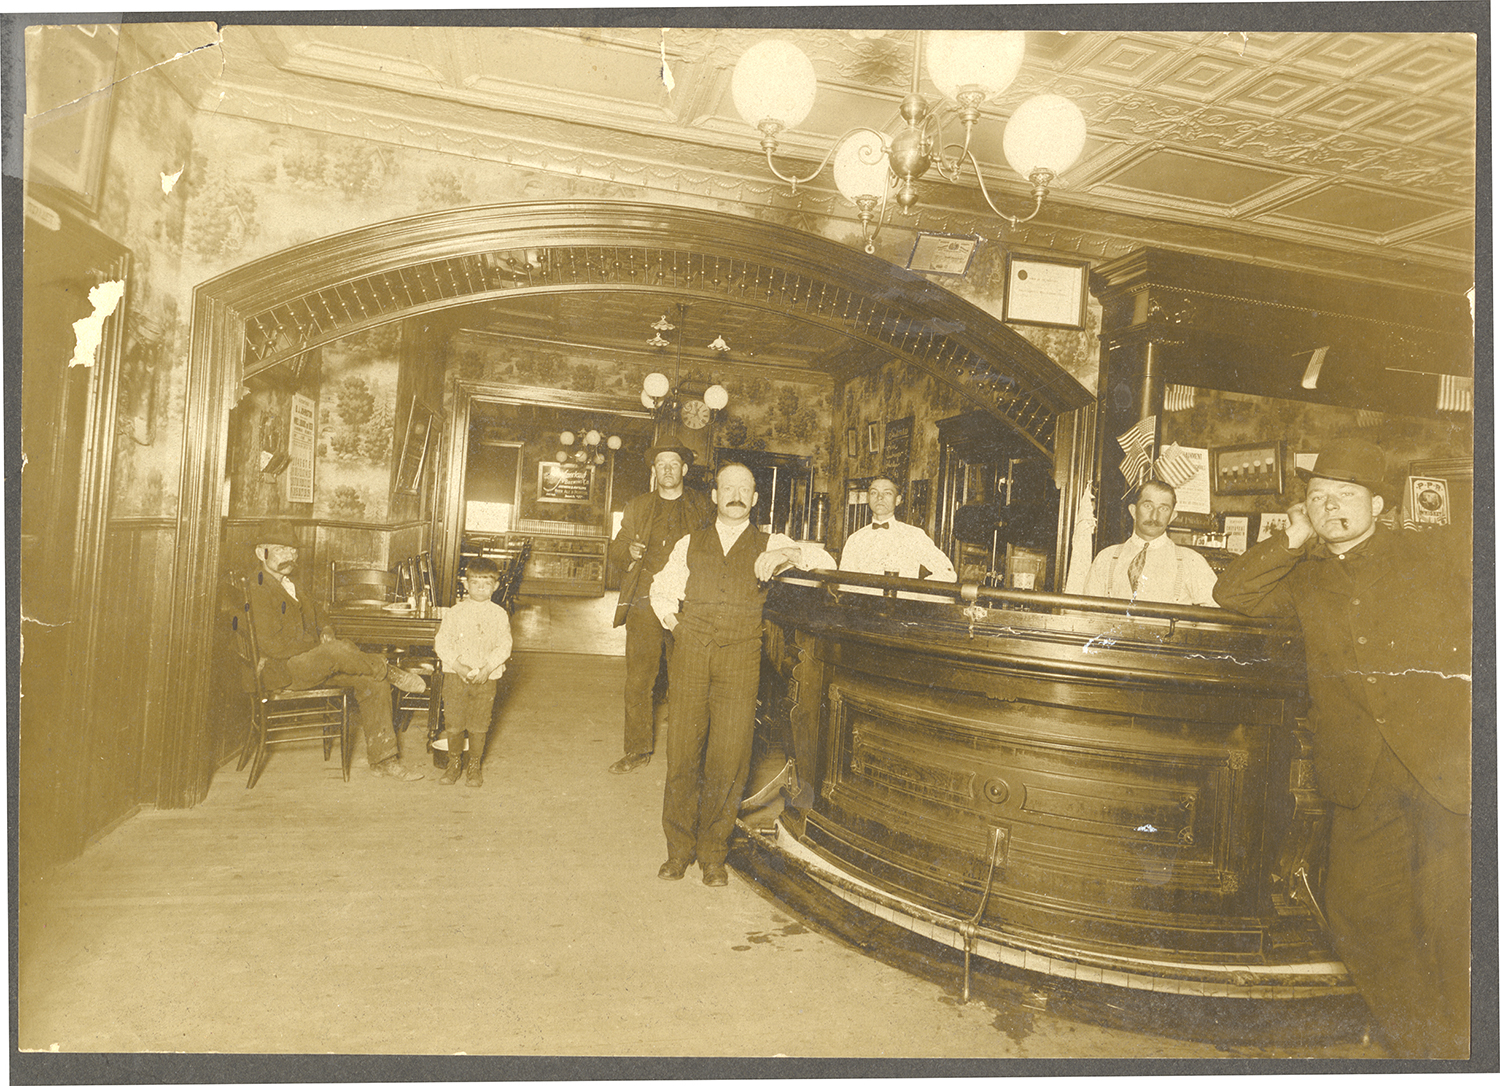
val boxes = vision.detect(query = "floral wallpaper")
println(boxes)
[226,326,403,523]
[91,32,199,518]
[839,361,968,512]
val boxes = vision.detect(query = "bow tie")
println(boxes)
[872,521,891,530]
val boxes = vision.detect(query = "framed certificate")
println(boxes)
[906,232,979,276]
[1002,254,1088,328]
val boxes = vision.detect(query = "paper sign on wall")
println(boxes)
[1156,443,1210,515]
[286,393,316,504]
[1258,512,1290,542]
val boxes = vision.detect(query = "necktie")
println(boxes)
[872,521,890,529]
[1127,546,1147,591]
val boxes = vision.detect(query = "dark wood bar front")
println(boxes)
[755,574,1348,1000]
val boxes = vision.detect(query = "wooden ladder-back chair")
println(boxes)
[496,538,533,612]
[390,552,441,735]
[231,574,355,788]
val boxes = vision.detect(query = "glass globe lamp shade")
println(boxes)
[573,450,588,464]
[559,430,575,446]
[925,30,1025,103]
[585,429,602,446]
[606,434,623,450]
[643,372,671,399]
[555,451,568,464]
[703,384,729,411]
[832,129,890,203]
[732,40,817,130]
[641,390,657,410]
[1003,94,1087,179]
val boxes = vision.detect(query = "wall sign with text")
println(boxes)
[537,461,594,504]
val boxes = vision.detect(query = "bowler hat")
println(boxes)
[256,519,300,548]
[1296,437,1387,491]
[646,443,695,467]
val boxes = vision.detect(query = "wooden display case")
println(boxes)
[523,534,608,596]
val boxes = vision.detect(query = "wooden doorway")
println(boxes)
[19,198,130,872]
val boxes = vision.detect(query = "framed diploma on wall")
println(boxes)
[1002,254,1088,329]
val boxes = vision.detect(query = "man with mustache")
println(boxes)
[648,462,835,886]
[247,522,428,781]
[1215,437,1471,1057]
[1073,478,1218,606]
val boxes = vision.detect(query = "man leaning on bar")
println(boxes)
[1214,436,1471,1058]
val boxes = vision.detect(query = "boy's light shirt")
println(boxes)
[434,596,513,681]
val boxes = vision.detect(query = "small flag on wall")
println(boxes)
[1163,385,1197,412]
[1154,442,1201,489]
[1438,375,1474,413]
[1116,415,1156,487]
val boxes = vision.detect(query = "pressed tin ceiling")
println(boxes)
[119,21,1477,374]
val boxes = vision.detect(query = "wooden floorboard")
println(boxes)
[18,606,1384,1062]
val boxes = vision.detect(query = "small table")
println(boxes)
[328,605,441,649]
[328,605,445,742]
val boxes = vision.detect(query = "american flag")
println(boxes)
[1154,442,1200,488]
[1116,415,1156,487]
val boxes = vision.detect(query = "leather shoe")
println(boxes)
[658,858,690,881]
[371,760,423,781]
[609,753,651,775]
[701,862,728,887]
[388,666,427,694]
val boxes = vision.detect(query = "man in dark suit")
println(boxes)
[248,522,428,781]
[607,443,712,775]
[1215,438,1470,1057]
[648,463,834,886]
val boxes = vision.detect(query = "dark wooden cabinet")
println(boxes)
[934,412,1059,589]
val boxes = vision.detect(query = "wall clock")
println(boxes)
[680,399,711,429]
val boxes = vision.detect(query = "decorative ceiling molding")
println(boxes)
[183,24,1476,293]
[213,202,1091,456]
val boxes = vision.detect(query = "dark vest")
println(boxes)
[678,524,771,647]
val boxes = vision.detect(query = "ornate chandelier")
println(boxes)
[732,30,1087,253]
[640,305,730,423]
[555,428,622,465]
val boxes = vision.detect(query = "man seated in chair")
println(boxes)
[248,521,428,781]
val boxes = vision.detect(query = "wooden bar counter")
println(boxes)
[753,572,1349,1001]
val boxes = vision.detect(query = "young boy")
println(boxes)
[433,557,513,787]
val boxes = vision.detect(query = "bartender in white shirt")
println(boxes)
[1073,479,1219,606]
[838,476,957,598]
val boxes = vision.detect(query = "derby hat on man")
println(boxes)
[257,519,301,548]
[645,443,695,467]
[1296,437,1387,493]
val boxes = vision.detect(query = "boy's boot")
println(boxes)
[465,744,484,788]
[438,735,464,785]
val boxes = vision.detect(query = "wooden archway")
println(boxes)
[164,201,1091,801]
